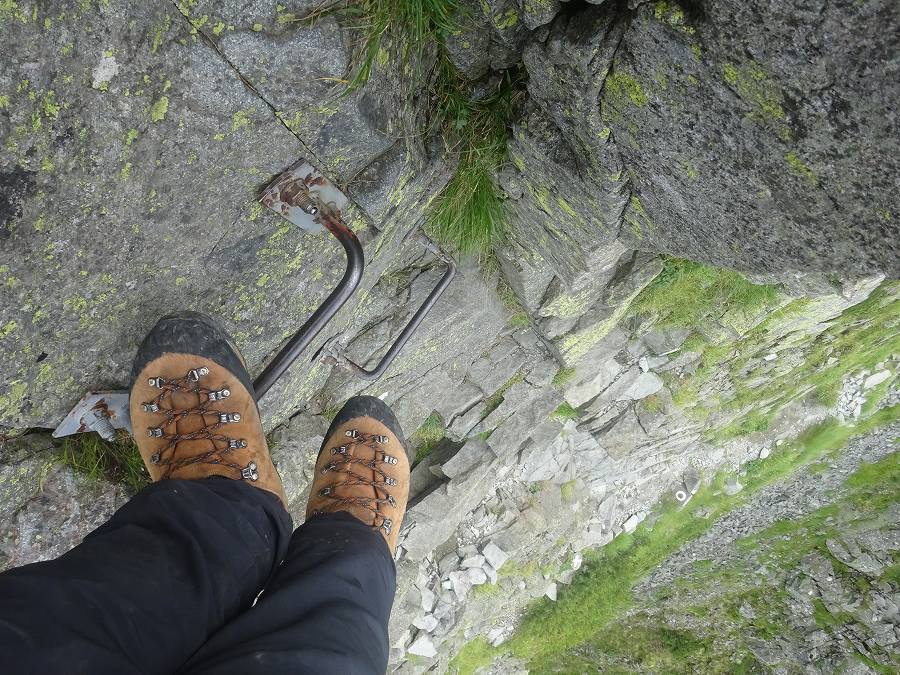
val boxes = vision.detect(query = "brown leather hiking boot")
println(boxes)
[129,312,288,508]
[306,396,410,553]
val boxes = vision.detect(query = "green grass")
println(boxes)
[550,402,579,422]
[629,257,780,330]
[861,372,897,417]
[640,393,664,413]
[668,281,899,440]
[552,366,577,388]
[496,277,530,327]
[60,432,149,494]
[451,406,899,673]
[725,282,900,422]
[483,370,525,417]
[410,411,446,466]
[565,621,749,674]
[427,65,522,256]
[339,1,523,257]
[340,0,463,93]
[705,408,772,442]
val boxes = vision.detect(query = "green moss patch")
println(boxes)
[410,411,446,466]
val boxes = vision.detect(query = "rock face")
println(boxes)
[0,0,443,430]
[600,0,900,279]
[615,423,900,674]
[2,0,897,431]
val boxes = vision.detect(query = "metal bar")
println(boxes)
[253,215,364,399]
[331,238,457,380]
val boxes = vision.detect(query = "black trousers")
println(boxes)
[0,478,395,674]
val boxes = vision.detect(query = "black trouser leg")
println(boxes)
[182,511,396,675]
[0,478,292,675]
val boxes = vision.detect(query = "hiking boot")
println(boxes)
[129,312,288,508]
[306,396,410,553]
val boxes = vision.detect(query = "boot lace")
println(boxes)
[141,367,258,482]
[315,429,400,535]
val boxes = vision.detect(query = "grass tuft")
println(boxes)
[427,64,522,256]
[483,370,525,417]
[341,0,464,93]
[552,366,577,388]
[60,432,149,494]
[550,402,579,422]
[338,1,523,257]
[410,411,446,466]
[630,257,780,330]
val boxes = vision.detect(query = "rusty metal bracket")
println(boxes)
[321,232,457,380]
[52,391,132,441]
[252,159,363,398]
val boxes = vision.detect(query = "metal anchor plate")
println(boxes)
[258,159,348,234]
[52,391,132,441]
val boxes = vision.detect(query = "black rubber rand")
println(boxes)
[131,311,256,398]
[318,395,408,460]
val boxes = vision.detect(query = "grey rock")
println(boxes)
[448,570,472,599]
[457,544,479,559]
[622,512,644,534]
[544,582,558,601]
[0,456,128,569]
[216,19,393,180]
[483,563,499,585]
[467,568,488,586]
[407,634,437,658]
[682,466,702,495]
[0,0,306,429]
[565,355,626,408]
[617,372,664,401]
[267,411,326,521]
[420,587,436,613]
[503,6,628,286]
[466,337,527,396]
[461,555,486,569]
[642,328,691,356]
[439,439,493,481]
[862,370,892,390]
[482,541,510,570]
[496,245,557,313]
[724,476,744,496]
[487,626,507,646]
[401,451,501,560]
[412,614,439,633]
[0,434,69,524]
[437,552,460,576]
[600,1,900,279]
[484,387,561,458]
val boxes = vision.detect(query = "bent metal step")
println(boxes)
[53,158,456,441]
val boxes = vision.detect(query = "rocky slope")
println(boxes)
[546,422,900,673]
[1,0,899,673]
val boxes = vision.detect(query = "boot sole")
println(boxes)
[131,311,256,399]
